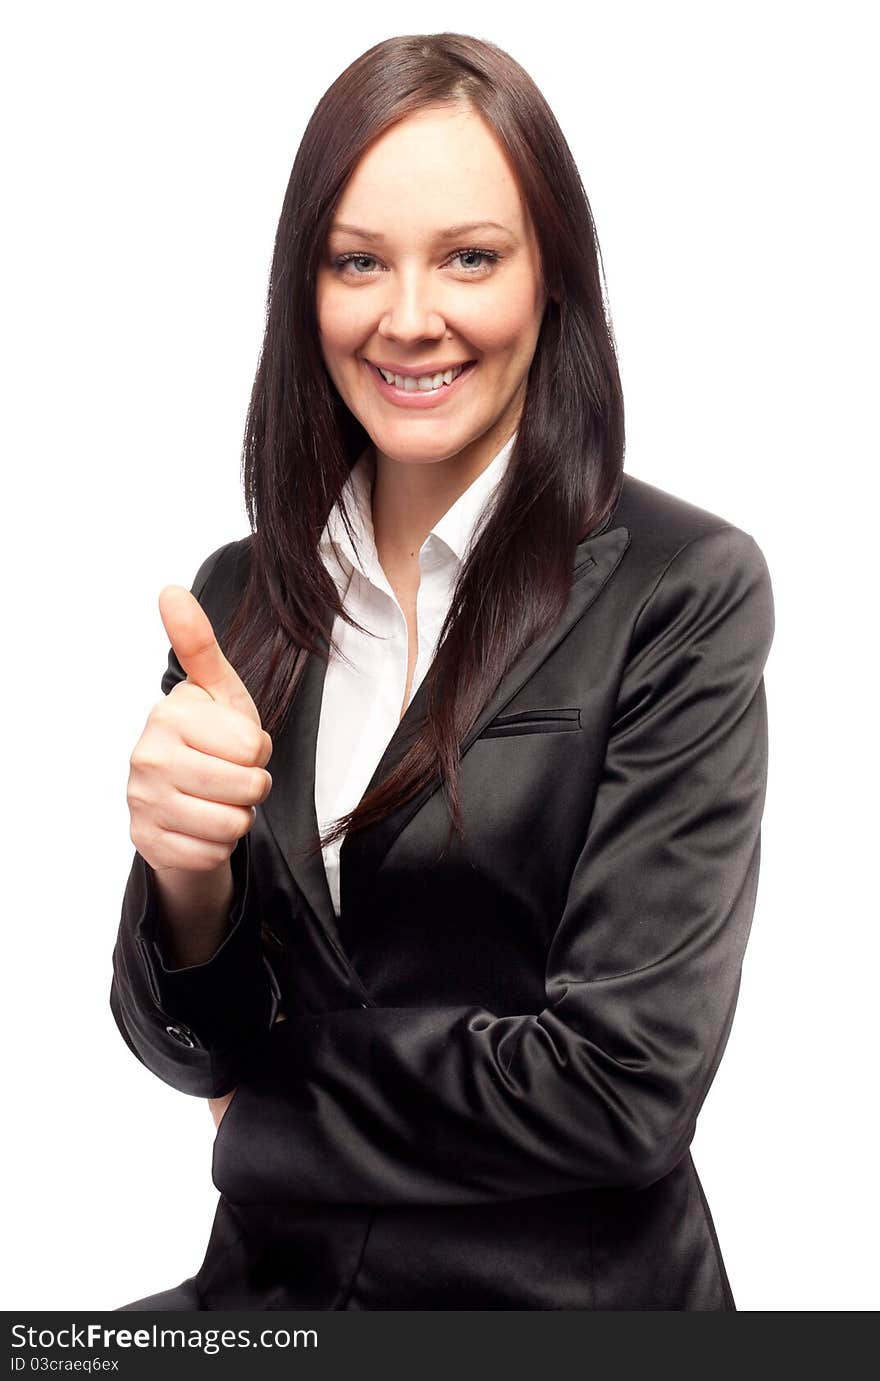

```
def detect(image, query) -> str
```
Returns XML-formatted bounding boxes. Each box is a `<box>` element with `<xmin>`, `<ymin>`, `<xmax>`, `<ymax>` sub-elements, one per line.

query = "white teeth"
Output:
<box><xmin>376</xmin><ymin>363</ymin><xmax>467</xmax><ymax>390</ymax></box>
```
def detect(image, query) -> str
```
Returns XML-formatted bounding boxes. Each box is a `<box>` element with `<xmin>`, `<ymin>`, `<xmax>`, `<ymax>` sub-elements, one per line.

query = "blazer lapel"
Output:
<box><xmin>339</xmin><ymin>523</ymin><xmax>631</xmax><ymax>919</ymax></box>
<box><xmin>259</xmin><ymin>521</ymin><xmax>630</xmax><ymax>960</ymax></box>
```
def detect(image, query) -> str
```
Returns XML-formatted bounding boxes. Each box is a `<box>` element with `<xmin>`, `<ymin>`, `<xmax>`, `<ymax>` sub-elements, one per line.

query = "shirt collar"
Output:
<box><xmin>318</xmin><ymin>431</ymin><xmax>516</xmax><ymax>581</ymax></box>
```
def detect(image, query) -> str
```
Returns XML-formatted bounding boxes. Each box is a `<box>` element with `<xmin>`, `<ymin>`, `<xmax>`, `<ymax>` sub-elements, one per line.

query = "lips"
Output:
<box><xmin>364</xmin><ymin>357</ymin><xmax>477</xmax><ymax>409</ymax></box>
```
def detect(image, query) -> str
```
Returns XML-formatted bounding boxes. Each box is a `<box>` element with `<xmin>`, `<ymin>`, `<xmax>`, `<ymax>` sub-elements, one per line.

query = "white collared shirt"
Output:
<box><xmin>315</xmin><ymin>433</ymin><xmax>516</xmax><ymax>917</ymax></box>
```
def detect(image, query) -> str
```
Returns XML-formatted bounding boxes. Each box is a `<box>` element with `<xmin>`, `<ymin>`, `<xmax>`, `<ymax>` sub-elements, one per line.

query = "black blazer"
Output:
<box><xmin>109</xmin><ymin>471</ymin><xmax>774</xmax><ymax>1311</ymax></box>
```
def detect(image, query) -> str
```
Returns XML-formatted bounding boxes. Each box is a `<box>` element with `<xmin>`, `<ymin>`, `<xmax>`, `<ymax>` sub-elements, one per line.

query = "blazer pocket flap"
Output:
<box><xmin>479</xmin><ymin>707</ymin><xmax>582</xmax><ymax>738</ymax></box>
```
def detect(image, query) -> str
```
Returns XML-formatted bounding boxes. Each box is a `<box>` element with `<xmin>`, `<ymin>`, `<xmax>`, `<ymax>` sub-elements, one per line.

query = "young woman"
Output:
<box><xmin>111</xmin><ymin>32</ymin><xmax>774</xmax><ymax>1311</ymax></box>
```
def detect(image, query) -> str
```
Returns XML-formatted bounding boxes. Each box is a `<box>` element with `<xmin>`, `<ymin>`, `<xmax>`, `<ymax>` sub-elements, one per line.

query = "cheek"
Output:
<box><xmin>463</xmin><ymin>276</ymin><xmax>543</xmax><ymax>358</ymax></box>
<box><xmin>316</xmin><ymin>286</ymin><xmax>365</xmax><ymax>353</ymax></box>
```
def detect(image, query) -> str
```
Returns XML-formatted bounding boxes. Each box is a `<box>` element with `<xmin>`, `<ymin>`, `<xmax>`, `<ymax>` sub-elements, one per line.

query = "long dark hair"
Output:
<box><xmin>222</xmin><ymin>31</ymin><xmax>625</xmax><ymax>852</ymax></box>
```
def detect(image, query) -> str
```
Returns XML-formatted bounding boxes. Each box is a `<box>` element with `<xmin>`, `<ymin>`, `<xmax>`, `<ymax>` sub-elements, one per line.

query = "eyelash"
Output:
<box><xmin>330</xmin><ymin>247</ymin><xmax>502</xmax><ymax>278</ymax></box>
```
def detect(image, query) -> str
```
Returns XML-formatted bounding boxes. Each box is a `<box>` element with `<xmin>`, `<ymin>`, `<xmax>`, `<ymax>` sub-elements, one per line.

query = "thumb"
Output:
<box><xmin>159</xmin><ymin>584</ymin><xmax>261</xmax><ymax>725</ymax></box>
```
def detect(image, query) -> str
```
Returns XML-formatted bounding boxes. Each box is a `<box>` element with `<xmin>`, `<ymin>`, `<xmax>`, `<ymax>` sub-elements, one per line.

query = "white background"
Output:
<box><xmin>3</xmin><ymin>1</ymin><xmax>877</xmax><ymax>1312</ymax></box>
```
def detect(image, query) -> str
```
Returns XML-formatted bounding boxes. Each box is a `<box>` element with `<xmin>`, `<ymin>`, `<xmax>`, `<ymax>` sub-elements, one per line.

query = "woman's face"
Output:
<box><xmin>316</xmin><ymin>103</ymin><xmax>547</xmax><ymax>472</ymax></box>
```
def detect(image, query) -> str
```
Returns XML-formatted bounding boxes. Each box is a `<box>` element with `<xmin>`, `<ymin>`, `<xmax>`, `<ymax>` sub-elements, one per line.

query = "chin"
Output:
<box><xmin>374</xmin><ymin>428</ymin><xmax>478</xmax><ymax>463</ymax></box>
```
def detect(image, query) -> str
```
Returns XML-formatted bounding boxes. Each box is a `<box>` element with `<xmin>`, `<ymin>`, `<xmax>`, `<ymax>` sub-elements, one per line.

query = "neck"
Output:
<box><xmin>370</xmin><ymin>420</ymin><xmax>515</xmax><ymax>564</ymax></box>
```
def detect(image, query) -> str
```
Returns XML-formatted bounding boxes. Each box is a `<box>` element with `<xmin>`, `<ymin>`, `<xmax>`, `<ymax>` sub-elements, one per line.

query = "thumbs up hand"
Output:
<box><xmin>127</xmin><ymin>586</ymin><xmax>273</xmax><ymax>876</ymax></box>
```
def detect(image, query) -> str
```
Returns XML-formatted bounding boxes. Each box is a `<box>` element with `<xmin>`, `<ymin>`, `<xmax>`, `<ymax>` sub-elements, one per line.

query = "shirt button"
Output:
<box><xmin>165</xmin><ymin>1023</ymin><xmax>196</xmax><ymax>1048</ymax></box>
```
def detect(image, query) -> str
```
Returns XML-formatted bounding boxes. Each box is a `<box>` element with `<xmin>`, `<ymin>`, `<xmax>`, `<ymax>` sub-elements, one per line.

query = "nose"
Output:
<box><xmin>378</xmin><ymin>265</ymin><xmax>447</xmax><ymax>344</ymax></box>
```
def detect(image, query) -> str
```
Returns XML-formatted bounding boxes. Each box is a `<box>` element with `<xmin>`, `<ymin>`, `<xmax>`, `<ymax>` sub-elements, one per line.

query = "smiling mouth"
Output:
<box><xmin>369</xmin><ymin>360</ymin><xmax>476</xmax><ymax>391</ymax></box>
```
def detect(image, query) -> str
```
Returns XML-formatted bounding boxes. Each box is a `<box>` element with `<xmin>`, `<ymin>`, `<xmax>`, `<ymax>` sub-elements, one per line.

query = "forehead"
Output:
<box><xmin>333</xmin><ymin>105</ymin><xmax>528</xmax><ymax>238</ymax></box>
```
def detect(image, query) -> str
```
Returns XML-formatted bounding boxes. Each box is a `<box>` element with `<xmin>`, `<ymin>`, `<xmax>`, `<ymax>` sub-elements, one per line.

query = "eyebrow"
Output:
<box><xmin>328</xmin><ymin>220</ymin><xmax>516</xmax><ymax>242</ymax></box>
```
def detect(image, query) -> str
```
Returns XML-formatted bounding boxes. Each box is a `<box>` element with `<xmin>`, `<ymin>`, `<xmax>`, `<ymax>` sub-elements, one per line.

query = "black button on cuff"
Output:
<box><xmin>165</xmin><ymin>1023</ymin><xmax>197</xmax><ymax>1048</ymax></box>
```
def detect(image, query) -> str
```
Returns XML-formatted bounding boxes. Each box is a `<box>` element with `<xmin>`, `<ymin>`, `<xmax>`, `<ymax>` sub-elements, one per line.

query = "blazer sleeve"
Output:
<box><xmin>108</xmin><ymin>542</ymin><xmax>279</xmax><ymax>1098</ymax></box>
<box><xmin>211</xmin><ymin>524</ymin><xmax>775</xmax><ymax>1205</ymax></box>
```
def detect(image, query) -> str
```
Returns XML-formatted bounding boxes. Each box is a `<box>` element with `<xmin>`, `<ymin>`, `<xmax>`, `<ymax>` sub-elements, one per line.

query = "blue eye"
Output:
<box><xmin>452</xmin><ymin>249</ymin><xmax>500</xmax><ymax>271</ymax></box>
<box><xmin>333</xmin><ymin>253</ymin><xmax>378</xmax><ymax>274</ymax></box>
<box><xmin>331</xmin><ymin>247</ymin><xmax>501</xmax><ymax>277</ymax></box>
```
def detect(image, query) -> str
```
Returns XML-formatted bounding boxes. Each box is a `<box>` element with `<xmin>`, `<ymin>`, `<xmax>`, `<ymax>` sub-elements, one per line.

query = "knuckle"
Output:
<box><xmin>252</xmin><ymin>768</ymin><xmax>272</xmax><ymax>802</ymax></box>
<box><xmin>130</xmin><ymin>743</ymin><xmax>162</xmax><ymax>774</ymax></box>
<box><xmin>131</xmin><ymin>821</ymin><xmax>160</xmax><ymax>862</ymax></box>
<box><xmin>126</xmin><ymin>782</ymin><xmax>150</xmax><ymax>812</ymax></box>
<box><xmin>206</xmin><ymin>840</ymin><xmax>232</xmax><ymax>868</ymax></box>
<box><xmin>167</xmin><ymin>679</ymin><xmax>199</xmax><ymax>701</ymax></box>
<box><xmin>242</xmin><ymin>730</ymin><xmax>264</xmax><ymax>764</ymax></box>
<box><xmin>149</xmin><ymin>695</ymin><xmax>176</xmax><ymax>726</ymax></box>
